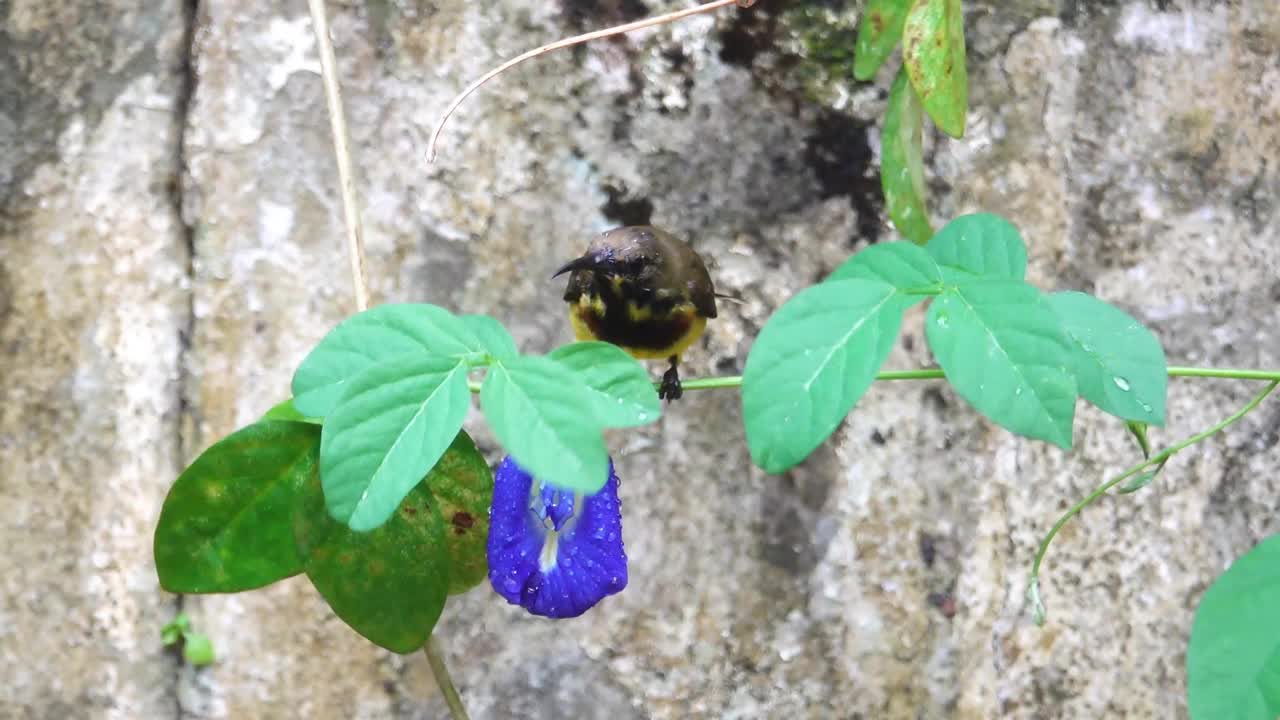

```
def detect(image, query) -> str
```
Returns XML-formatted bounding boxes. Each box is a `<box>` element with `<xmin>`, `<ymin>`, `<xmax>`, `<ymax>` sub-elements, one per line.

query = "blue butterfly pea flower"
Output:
<box><xmin>486</xmin><ymin>456</ymin><xmax>627</xmax><ymax>618</ymax></box>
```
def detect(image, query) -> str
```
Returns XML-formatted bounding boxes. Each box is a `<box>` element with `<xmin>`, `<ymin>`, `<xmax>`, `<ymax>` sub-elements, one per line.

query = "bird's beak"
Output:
<box><xmin>552</xmin><ymin>256</ymin><xmax>598</xmax><ymax>278</ymax></box>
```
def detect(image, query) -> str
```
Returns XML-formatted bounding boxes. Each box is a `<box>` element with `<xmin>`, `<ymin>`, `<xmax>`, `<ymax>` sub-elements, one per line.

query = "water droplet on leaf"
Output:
<box><xmin>1113</xmin><ymin>376</ymin><xmax>1131</xmax><ymax>392</ymax></box>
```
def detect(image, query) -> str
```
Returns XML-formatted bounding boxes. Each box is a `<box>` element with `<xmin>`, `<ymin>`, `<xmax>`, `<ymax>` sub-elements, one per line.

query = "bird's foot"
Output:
<box><xmin>658</xmin><ymin>362</ymin><xmax>683</xmax><ymax>402</ymax></box>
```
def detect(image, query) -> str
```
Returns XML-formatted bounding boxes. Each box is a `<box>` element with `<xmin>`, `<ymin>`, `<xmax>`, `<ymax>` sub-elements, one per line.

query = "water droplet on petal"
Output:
<box><xmin>1140</xmin><ymin>402</ymin><xmax>1152</xmax><ymax>413</ymax></box>
<box><xmin>936</xmin><ymin>313</ymin><xmax>950</xmax><ymax>328</ymax></box>
<box><xmin>1113</xmin><ymin>376</ymin><xmax>1131</xmax><ymax>392</ymax></box>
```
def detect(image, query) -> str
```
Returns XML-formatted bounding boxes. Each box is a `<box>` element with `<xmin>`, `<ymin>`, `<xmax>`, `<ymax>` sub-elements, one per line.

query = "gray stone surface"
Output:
<box><xmin>3</xmin><ymin>0</ymin><xmax>1279</xmax><ymax>718</ymax></box>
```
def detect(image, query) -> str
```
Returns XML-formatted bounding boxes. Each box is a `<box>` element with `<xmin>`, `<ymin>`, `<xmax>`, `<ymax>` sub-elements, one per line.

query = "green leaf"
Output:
<box><xmin>1116</xmin><ymin>471</ymin><xmax>1155</xmax><ymax>494</ymax></box>
<box><xmin>154</xmin><ymin>420</ymin><xmax>318</xmax><ymax>593</ymax></box>
<box><xmin>1126</xmin><ymin>420</ymin><xmax>1152</xmax><ymax>459</ymax></box>
<box><xmin>426</xmin><ymin>430</ymin><xmax>494</xmax><ymax>595</ymax></box>
<box><xmin>294</xmin><ymin>467</ymin><xmax>450</xmax><ymax>654</ymax></box>
<box><xmin>1047</xmin><ymin>291</ymin><xmax>1167</xmax><ymax>426</ymax></box>
<box><xmin>480</xmin><ymin>356</ymin><xmax>608</xmax><ymax>493</ymax></box>
<box><xmin>320</xmin><ymin>355</ymin><xmax>471</xmax><ymax>532</ymax></box>
<box><xmin>1116</xmin><ymin>459</ymin><xmax>1166</xmax><ymax>494</ymax></box>
<box><xmin>902</xmin><ymin>0</ymin><xmax>968</xmax><ymax>137</ymax></box>
<box><xmin>743</xmin><ymin>278</ymin><xmax>904</xmax><ymax>473</ymax></box>
<box><xmin>461</xmin><ymin>313</ymin><xmax>518</xmax><ymax>361</ymax></box>
<box><xmin>182</xmin><ymin>633</ymin><xmax>215</xmax><ymax>666</ymax></box>
<box><xmin>881</xmin><ymin>68</ymin><xmax>933</xmax><ymax>245</ymax></box>
<box><xmin>926</xmin><ymin>281</ymin><xmax>1077</xmax><ymax>449</ymax></box>
<box><xmin>160</xmin><ymin>613</ymin><xmax>190</xmax><ymax>645</ymax></box>
<box><xmin>291</xmin><ymin>303</ymin><xmax>480</xmax><ymax>417</ymax></box>
<box><xmin>828</xmin><ymin>240</ymin><xmax>941</xmax><ymax>300</ymax></box>
<box><xmin>1027</xmin><ymin>577</ymin><xmax>1046</xmax><ymax>626</ymax></box>
<box><xmin>262</xmin><ymin>398</ymin><xmax>321</xmax><ymax>424</ymax></box>
<box><xmin>548</xmin><ymin>342</ymin><xmax>662</xmax><ymax>428</ymax></box>
<box><xmin>161</xmin><ymin>626</ymin><xmax>181</xmax><ymax>645</ymax></box>
<box><xmin>854</xmin><ymin>0</ymin><xmax>911</xmax><ymax>81</ymax></box>
<box><xmin>1188</xmin><ymin>533</ymin><xmax>1280</xmax><ymax>720</ymax></box>
<box><xmin>926</xmin><ymin>212</ymin><xmax>1027</xmax><ymax>280</ymax></box>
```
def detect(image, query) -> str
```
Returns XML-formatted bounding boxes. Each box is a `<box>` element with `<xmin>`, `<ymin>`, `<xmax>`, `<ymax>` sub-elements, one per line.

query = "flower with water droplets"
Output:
<box><xmin>486</xmin><ymin>456</ymin><xmax>627</xmax><ymax>618</ymax></box>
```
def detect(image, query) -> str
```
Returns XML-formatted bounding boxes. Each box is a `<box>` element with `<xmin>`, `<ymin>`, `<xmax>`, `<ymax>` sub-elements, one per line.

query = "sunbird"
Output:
<box><xmin>553</xmin><ymin>226</ymin><xmax>724</xmax><ymax>401</ymax></box>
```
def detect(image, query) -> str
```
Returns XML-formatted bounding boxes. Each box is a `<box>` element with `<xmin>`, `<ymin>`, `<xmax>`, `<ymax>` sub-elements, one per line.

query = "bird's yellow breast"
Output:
<box><xmin>569</xmin><ymin>293</ymin><xmax>707</xmax><ymax>361</ymax></box>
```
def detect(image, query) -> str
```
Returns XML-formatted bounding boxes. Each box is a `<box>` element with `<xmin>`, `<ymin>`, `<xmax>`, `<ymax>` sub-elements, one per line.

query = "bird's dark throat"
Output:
<box><xmin>575</xmin><ymin>275</ymin><xmax>695</xmax><ymax>353</ymax></box>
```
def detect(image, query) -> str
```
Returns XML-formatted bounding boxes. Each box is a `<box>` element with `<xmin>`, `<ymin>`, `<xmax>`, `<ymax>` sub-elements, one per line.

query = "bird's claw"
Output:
<box><xmin>658</xmin><ymin>366</ymin><xmax>683</xmax><ymax>402</ymax></box>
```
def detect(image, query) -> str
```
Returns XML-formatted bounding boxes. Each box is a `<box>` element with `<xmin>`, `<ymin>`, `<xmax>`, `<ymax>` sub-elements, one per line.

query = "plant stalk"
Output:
<box><xmin>425</xmin><ymin>636</ymin><xmax>470</xmax><ymax>720</ymax></box>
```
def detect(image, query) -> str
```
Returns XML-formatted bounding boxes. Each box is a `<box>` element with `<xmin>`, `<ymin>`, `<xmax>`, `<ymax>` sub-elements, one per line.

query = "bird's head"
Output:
<box><xmin>553</xmin><ymin>227</ymin><xmax>665</xmax><ymax>292</ymax></box>
<box><xmin>553</xmin><ymin>226</ymin><xmax>718</xmax><ymax>319</ymax></box>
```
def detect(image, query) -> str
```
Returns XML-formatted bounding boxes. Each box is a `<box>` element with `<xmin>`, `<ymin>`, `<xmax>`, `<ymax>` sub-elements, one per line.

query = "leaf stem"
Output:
<box><xmin>307</xmin><ymin>0</ymin><xmax>370</xmax><ymax>312</ymax></box>
<box><xmin>428</xmin><ymin>0</ymin><xmax>753</xmax><ymax>162</ymax></box>
<box><xmin>1027</xmin><ymin>379</ymin><xmax>1278</xmax><ymax>624</ymax></box>
<box><xmin>1165</xmin><ymin>366</ymin><xmax>1280</xmax><ymax>381</ymax></box>
<box><xmin>425</xmin><ymin>636</ymin><xmax>470</xmax><ymax>720</ymax></box>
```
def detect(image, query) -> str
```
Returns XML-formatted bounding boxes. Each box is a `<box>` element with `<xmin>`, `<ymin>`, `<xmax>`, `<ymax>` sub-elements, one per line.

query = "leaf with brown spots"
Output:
<box><xmin>426</xmin><ymin>431</ymin><xmax>494</xmax><ymax>595</ymax></box>
<box><xmin>854</xmin><ymin>0</ymin><xmax>912</xmax><ymax>81</ymax></box>
<box><xmin>154</xmin><ymin>420</ymin><xmax>318</xmax><ymax>593</ymax></box>
<box><xmin>293</xmin><ymin>430</ymin><xmax>492</xmax><ymax>653</ymax></box>
<box><xmin>902</xmin><ymin>0</ymin><xmax>967</xmax><ymax>138</ymax></box>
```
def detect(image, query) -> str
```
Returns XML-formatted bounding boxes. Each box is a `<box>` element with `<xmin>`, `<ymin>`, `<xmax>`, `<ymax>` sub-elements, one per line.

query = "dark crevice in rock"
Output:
<box><xmin>600</xmin><ymin>183</ymin><xmax>654</xmax><ymax>226</ymax></box>
<box><xmin>169</xmin><ymin>0</ymin><xmax>200</xmax><ymax>716</ymax></box>
<box><xmin>717</xmin><ymin>2</ymin><xmax>784</xmax><ymax>68</ymax></box>
<box><xmin>803</xmin><ymin>110</ymin><xmax>883</xmax><ymax>245</ymax></box>
<box><xmin>173</xmin><ymin>0</ymin><xmax>199</xmax><ymax>485</ymax></box>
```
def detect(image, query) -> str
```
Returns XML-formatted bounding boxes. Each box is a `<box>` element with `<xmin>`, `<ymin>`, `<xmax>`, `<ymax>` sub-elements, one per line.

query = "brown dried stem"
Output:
<box><xmin>307</xmin><ymin>0</ymin><xmax>370</xmax><ymax>311</ymax></box>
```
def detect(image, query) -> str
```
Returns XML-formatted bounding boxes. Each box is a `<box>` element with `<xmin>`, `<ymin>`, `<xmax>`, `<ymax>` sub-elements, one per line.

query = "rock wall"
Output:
<box><xmin>2</xmin><ymin>0</ymin><xmax>1278</xmax><ymax>718</ymax></box>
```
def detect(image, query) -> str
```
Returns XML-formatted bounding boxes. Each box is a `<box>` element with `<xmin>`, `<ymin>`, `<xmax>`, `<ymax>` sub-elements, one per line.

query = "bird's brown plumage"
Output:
<box><xmin>554</xmin><ymin>226</ymin><xmax>719</xmax><ymax>399</ymax></box>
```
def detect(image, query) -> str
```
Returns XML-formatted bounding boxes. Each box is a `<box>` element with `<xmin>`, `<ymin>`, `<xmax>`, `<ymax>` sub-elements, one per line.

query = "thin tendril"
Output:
<box><xmin>428</xmin><ymin>0</ymin><xmax>754</xmax><ymax>162</ymax></box>
<box><xmin>1026</xmin><ymin>380</ymin><xmax>1278</xmax><ymax>625</ymax></box>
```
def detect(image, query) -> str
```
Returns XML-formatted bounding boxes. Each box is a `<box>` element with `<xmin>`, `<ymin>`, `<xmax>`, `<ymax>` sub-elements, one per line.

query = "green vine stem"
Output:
<box><xmin>1027</xmin><ymin>379</ymin><xmax>1279</xmax><ymax>625</ymax></box>
<box><xmin>673</xmin><ymin>365</ymin><xmax>1280</xmax><ymax>392</ymax></box>
<box><xmin>465</xmin><ymin>366</ymin><xmax>1280</xmax><ymax>394</ymax></box>
<box><xmin>424</xmin><ymin>637</ymin><xmax>471</xmax><ymax>720</ymax></box>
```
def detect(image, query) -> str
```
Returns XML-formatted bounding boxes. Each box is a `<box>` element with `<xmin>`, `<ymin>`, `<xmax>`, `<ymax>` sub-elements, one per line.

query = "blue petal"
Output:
<box><xmin>540</xmin><ymin>484</ymin><xmax>575</xmax><ymax>532</ymax></box>
<box><xmin>486</xmin><ymin>455</ymin><xmax>627</xmax><ymax>619</ymax></box>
